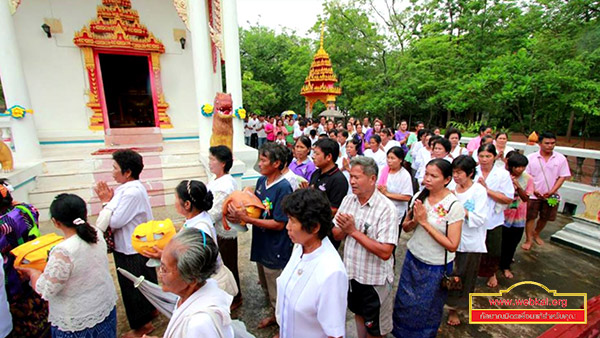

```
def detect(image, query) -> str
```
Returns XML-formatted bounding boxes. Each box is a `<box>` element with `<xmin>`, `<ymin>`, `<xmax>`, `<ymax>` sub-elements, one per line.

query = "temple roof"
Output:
<box><xmin>301</xmin><ymin>23</ymin><xmax>342</xmax><ymax>97</ymax></box>
<box><xmin>73</xmin><ymin>0</ymin><xmax>164</xmax><ymax>53</ymax></box>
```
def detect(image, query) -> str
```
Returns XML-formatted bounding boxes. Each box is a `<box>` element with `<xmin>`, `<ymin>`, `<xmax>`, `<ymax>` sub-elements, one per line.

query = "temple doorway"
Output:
<box><xmin>98</xmin><ymin>53</ymin><xmax>156</xmax><ymax>128</ymax></box>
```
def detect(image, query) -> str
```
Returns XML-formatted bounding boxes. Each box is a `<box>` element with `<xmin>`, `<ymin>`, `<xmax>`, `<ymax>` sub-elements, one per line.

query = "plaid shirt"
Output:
<box><xmin>334</xmin><ymin>190</ymin><xmax>399</xmax><ymax>285</ymax></box>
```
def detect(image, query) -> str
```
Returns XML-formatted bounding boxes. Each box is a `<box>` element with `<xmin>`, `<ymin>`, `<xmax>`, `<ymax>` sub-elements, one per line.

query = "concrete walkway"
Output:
<box><xmin>39</xmin><ymin>208</ymin><xmax>600</xmax><ymax>338</ymax></box>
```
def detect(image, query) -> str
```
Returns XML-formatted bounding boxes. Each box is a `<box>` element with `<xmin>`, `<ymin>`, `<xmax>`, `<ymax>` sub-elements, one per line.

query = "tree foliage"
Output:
<box><xmin>239</xmin><ymin>0</ymin><xmax>600</xmax><ymax>136</ymax></box>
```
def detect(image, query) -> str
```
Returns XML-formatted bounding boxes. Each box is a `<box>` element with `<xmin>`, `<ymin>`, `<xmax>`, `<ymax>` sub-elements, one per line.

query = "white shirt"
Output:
<box><xmin>407</xmin><ymin>192</ymin><xmax>465</xmax><ymax>265</ymax></box>
<box><xmin>283</xmin><ymin>170</ymin><xmax>300</xmax><ymax>191</ymax></box>
<box><xmin>249</xmin><ymin>118</ymin><xmax>258</xmax><ymax>135</ymax></box>
<box><xmin>385</xmin><ymin>168</ymin><xmax>413</xmax><ymax>223</ymax></box>
<box><xmin>338</xmin><ymin>142</ymin><xmax>347</xmax><ymax>159</ymax></box>
<box><xmin>293</xmin><ymin>127</ymin><xmax>304</xmax><ymax>139</ymax></box>
<box><xmin>36</xmin><ymin>231</ymin><xmax>118</xmax><ymax>331</ymax></box>
<box><xmin>474</xmin><ymin>165</ymin><xmax>515</xmax><ymax>230</ymax></box>
<box><xmin>255</xmin><ymin>121</ymin><xmax>267</xmax><ymax>138</ymax></box>
<box><xmin>0</xmin><ymin>254</ymin><xmax>12</xmax><ymax>337</ymax></box>
<box><xmin>495</xmin><ymin>145</ymin><xmax>515</xmax><ymax>167</ymax></box>
<box><xmin>107</xmin><ymin>180</ymin><xmax>153</xmax><ymax>255</ymax></box>
<box><xmin>450</xmin><ymin>145</ymin><xmax>468</xmax><ymax>159</ymax></box>
<box><xmin>276</xmin><ymin>238</ymin><xmax>348</xmax><ymax>338</ymax></box>
<box><xmin>410</xmin><ymin>141</ymin><xmax>425</xmax><ymax>169</ymax></box>
<box><xmin>363</xmin><ymin>148</ymin><xmax>387</xmax><ymax>172</ymax></box>
<box><xmin>383</xmin><ymin>140</ymin><xmax>401</xmax><ymax>153</ymax></box>
<box><xmin>244</xmin><ymin>120</ymin><xmax>253</xmax><ymax>137</ymax></box>
<box><xmin>207</xmin><ymin>174</ymin><xmax>239</xmax><ymax>239</ymax></box>
<box><xmin>455</xmin><ymin>183</ymin><xmax>488</xmax><ymax>253</ymax></box>
<box><xmin>164</xmin><ymin>279</ymin><xmax>234</xmax><ymax>338</ymax></box>
<box><xmin>415</xmin><ymin>147</ymin><xmax>432</xmax><ymax>185</ymax></box>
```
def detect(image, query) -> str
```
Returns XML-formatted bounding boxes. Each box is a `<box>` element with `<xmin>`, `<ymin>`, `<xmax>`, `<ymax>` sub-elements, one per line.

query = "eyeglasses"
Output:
<box><xmin>158</xmin><ymin>263</ymin><xmax>172</xmax><ymax>275</ymax></box>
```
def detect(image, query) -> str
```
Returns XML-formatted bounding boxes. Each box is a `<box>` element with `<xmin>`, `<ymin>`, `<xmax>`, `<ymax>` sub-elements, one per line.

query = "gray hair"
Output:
<box><xmin>350</xmin><ymin>156</ymin><xmax>379</xmax><ymax>177</ymax></box>
<box><xmin>171</xmin><ymin>228</ymin><xmax>219</xmax><ymax>284</ymax></box>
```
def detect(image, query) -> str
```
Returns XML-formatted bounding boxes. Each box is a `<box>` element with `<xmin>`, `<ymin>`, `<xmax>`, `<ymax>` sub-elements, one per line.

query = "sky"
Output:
<box><xmin>236</xmin><ymin>0</ymin><xmax>326</xmax><ymax>37</ymax></box>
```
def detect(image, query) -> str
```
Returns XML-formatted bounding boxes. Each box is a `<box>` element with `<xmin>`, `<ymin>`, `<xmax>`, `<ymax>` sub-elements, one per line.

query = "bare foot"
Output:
<box><xmin>272</xmin><ymin>334</ymin><xmax>280</xmax><ymax>338</ymax></box>
<box><xmin>534</xmin><ymin>236</ymin><xmax>544</xmax><ymax>246</ymax></box>
<box><xmin>503</xmin><ymin>269</ymin><xmax>514</xmax><ymax>279</ymax></box>
<box><xmin>121</xmin><ymin>322</ymin><xmax>155</xmax><ymax>338</ymax></box>
<box><xmin>447</xmin><ymin>309</ymin><xmax>461</xmax><ymax>326</ymax></box>
<box><xmin>487</xmin><ymin>274</ymin><xmax>498</xmax><ymax>288</ymax></box>
<box><xmin>521</xmin><ymin>241</ymin><xmax>533</xmax><ymax>251</ymax></box>
<box><xmin>258</xmin><ymin>315</ymin><xmax>277</xmax><ymax>329</ymax></box>
<box><xmin>230</xmin><ymin>297</ymin><xmax>243</xmax><ymax>311</ymax></box>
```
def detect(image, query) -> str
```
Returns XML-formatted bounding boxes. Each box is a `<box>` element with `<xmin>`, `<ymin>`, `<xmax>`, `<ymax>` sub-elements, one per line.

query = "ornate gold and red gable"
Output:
<box><xmin>73</xmin><ymin>0</ymin><xmax>172</xmax><ymax>130</ymax></box>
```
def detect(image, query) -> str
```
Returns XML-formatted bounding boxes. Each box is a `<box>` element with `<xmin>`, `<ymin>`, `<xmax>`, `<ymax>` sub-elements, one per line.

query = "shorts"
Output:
<box><xmin>526</xmin><ymin>198</ymin><xmax>558</xmax><ymax>221</ymax></box>
<box><xmin>348</xmin><ymin>279</ymin><xmax>393</xmax><ymax>336</ymax></box>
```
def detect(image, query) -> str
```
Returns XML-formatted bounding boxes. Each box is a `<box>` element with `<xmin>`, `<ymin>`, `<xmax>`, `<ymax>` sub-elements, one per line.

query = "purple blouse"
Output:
<box><xmin>289</xmin><ymin>158</ymin><xmax>317</xmax><ymax>181</ymax></box>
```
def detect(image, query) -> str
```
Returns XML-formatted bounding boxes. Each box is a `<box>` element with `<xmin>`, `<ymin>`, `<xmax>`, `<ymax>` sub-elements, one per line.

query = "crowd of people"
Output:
<box><xmin>0</xmin><ymin>114</ymin><xmax>572</xmax><ymax>338</ymax></box>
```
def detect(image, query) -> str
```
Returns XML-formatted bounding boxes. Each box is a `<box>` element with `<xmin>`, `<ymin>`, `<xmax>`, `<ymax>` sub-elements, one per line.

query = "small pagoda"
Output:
<box><xmin>300</xmin><ymin>23</ymin><xmax>342</xmax><ymax>118</ymax></box>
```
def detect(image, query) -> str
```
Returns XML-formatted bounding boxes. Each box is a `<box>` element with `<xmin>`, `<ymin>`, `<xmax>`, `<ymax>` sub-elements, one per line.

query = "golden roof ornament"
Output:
<box><xmin>301</xmin><ymin>22</ymin><xmax>342</xmax><ymax>116</ymax></box>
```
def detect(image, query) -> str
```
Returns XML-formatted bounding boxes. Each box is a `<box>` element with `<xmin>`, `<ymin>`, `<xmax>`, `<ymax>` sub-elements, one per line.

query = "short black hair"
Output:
<box><xmin>296</xmin><ymin>135</ymin><xmax>312</xmax><ymax>150</ymax></box>
<box><xmin>428</xmin><ymin>135</ymin><xmax>442</xmax><ymax>148</ymax></box>
<box><xmin>313</xmin><ymin>138</ymin><xmax>339</xmax><ymax>162</ymax></box>
<box><xmin>539</xmin><ymin>131</ymin><xmax>556</xmax><ymax>142</ymax></box>
<box><xmin>113</xmin><ymin>149</ymin><xmax>144</xmax><ymax>179</ymax></box>
<box><xmin>209</xmin><ymin>145</ymin><xmax>233</xmax><ymax>173</ymax></box>
<box><xmin>50</xmin><ymin>193</ymin><xmax>97</xmax><ymax>244</ymax></box>
<box><xmin>310</xmin><ymin>129</ymin><xmax>317</xmax><ymax>137</ymax></box>
<box><xmin>340</xmin><ymin>129</ymin><xmax>349</xmax><ymax>138</ymax></box>
<box><xmin>507</xmin><ymin>152</ymin><xmax>528</xmax><ymax>169</ymax></box>
<box><xmin>481</xmin><ymin>134</ymin><xmax>494</xmax><ymax>144</ymax></box>
<box><xmin>380</xmin><ymin>128</ymin><xmax>392</xmax><ymax>136</ymax></box>
<box><xmin>477</xmin><ymin>143</ymin><xmax>497</xmax><ymax>157</ymax></box>
<box><xmin>444</xmin><ymin>127</ymin><xmax>461</xmax><ymax>140</ymax></box>
<box><xmin>417</xmin><ymin>128</ymin><xmax>432</xmax><ymax>140</ymax></box>
<box><xmin>282</xmin><ymin>188</ymin><xmax>332</xmax><ymax>240</ymax></box>
<box><xmin>348</xmin><ymin>138</ymin><xmax>363</xmax><ymax>155</ymax></box>
<box><xmin>387</xmin><ymin>146</ymin><xmax>405</xmax><ymax>162</ymax></box>
<box><xmin>369</xmin><ymin>134</ymin><xmax>382</xmax><ymax>144</ymax></box>
<box><xmin>432</xmin><ymin>137</ymin><xmax>451</xmax><ymax>153</ymax></box>
<box><xmin>259</xmin><ymin>143</ymin><xmax>287</xmax><ymax>170</ymax></box>
<box><xmin>452</xmin><ymin>155</ymin><xmax>477</xmax><ymax>179</ymax></box>
<box><xmin>299</xmin><ymin>120</ymin><xmax>306</xmax><ymax>127</ymax></box>
<box><xmin>479</xmin><ymin>124</ymin><xmax>488</xmax><ymax>134</ymax></box>
<box><xmin>328</xmin><ymin>129</ymin><xmax>338</xmax><ymax>137</ymax></box>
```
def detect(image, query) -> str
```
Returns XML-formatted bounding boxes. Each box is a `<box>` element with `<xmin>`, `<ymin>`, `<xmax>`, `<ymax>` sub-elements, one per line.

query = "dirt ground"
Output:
<box><xmin>38</xmin><ymin>206</ymin><xmax>600</xmax><ymax>338</ymax></box>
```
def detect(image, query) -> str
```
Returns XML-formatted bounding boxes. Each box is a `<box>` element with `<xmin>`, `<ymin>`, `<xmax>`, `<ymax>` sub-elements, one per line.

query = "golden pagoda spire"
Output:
<box><xmin>319</xmin><ymin>21</ymin><xmax>325</xmax><ymax>50</ymax></box>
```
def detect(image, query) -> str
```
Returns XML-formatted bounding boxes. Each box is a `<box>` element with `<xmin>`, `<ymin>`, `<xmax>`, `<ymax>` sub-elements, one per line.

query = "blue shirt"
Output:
<box><xmin>250</xmin><ymin>175</ymin><xmax>294</xmax><ymax>269</ymax></box>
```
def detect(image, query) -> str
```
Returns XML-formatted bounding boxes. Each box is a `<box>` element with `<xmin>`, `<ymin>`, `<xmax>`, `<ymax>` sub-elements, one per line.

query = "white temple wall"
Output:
<box><xmin>11</xmin><ymin>0</ymin><xmax>199</xmax><ymax>142</ymax></box>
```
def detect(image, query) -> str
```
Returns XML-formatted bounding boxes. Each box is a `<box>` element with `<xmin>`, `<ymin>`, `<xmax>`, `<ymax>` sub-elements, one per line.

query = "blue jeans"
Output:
<box><xmin>245</xmin><ymin>136</ymin><xmax>251</xmax><ymax>146</ymax></box>
<box><xmin>258</xmin><ymin>137</ymin><xmax>267</xmax><ymax>148</ymax></box>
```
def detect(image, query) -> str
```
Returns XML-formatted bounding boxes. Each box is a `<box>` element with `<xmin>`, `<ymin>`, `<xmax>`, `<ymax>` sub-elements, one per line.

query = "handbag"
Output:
<box><xmin>440</xmin><ymin>201</ymin><xmax>463</xmax><ymax>291</ymax></box>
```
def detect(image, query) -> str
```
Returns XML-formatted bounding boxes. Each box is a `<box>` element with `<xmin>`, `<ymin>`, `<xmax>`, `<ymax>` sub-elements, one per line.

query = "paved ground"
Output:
<box><xmin>39</xmin><ymin>207</ymin><xmax>600</xmax><ymax>338</ymax></box>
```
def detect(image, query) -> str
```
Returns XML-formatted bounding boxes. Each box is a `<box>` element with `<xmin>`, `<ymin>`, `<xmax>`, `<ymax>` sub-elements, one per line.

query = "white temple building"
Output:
<box><xmin>0</xmin><ymin>0</ymin><xmax>258</xmax><ymax>220</ymax></box>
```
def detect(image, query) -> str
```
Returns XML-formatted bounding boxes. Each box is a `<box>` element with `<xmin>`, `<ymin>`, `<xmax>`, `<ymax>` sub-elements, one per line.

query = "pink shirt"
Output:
<box><xmin>466</xmin><ymin>135</ymin><xmax>482</xmax><ymax>153</ymax></box>
<box><xmin>526</xmin><ymin>151</ymin><xmax>571</xmax><ymax>199</ymax></box>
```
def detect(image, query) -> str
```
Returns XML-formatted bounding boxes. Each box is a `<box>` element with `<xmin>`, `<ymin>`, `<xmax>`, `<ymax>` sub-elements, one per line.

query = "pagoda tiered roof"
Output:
<box><xmin>301</xmin><ymin>25</ymin><xmax>341</xmax><ymax>97</ymax></box>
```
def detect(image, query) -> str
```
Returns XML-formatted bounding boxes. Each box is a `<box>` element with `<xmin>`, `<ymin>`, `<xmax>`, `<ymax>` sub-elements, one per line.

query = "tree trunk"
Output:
<box><xmin>566</xmin><ymin>110</ymin><xmax>575</xmax><ymax>141</ymax></box>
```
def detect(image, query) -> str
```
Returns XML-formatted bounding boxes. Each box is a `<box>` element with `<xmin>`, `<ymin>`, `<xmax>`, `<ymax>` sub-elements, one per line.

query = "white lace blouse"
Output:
<box><xmin>36</xmin><ymin>230</ymin><xmax>118</xmax><ymax>332</ymax></box>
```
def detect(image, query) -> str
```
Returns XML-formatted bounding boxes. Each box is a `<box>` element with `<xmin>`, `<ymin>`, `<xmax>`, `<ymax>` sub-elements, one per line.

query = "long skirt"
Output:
<box><xmin>500</xmin><ymin>226</ymin><xmax>524</xmax><ymax>271</ymax></box>
<box><xmin>392</xmin><ymin>250</ymin><xmax>452</xmax><ymax>338</ymax></box>
<box><xmin>478</xmin><ymin>226</ymin><xmax>502</xmax><ymax>278</ymax></box>
<box><xmin>8</xmin><ymin>284</ymin><xmax>50</xmax><ymax>337</ymax></box>
<box><xmin>113</xmin><ymin>252</ymin><xmax>157</xmax><ymax>330</ymax></box>
<box><xmin>51</xmin><ymin>307</ymin><xmax>116</xmax><ymax>338</ymax></box>
<box><xmin>218</xmin><ymin>236</ymin><xmax>242</xmax><ymax>302</ymax></box>
<box><xmin>446</xmin><ymin>252</ymin><xmax>483</xmax><ymax>310</ymax></box>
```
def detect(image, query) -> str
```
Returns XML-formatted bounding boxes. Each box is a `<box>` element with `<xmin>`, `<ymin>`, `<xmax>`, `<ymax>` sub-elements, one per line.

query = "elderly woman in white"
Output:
<box><xmin>276</xmin><ymin>189</ymin><xmax>348</xmax><ymax>338</ymax></box>
<box><xmin>144</xmin><ymin>228</ymin><xmax>234</xmax><ymax>338</ymax></box>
